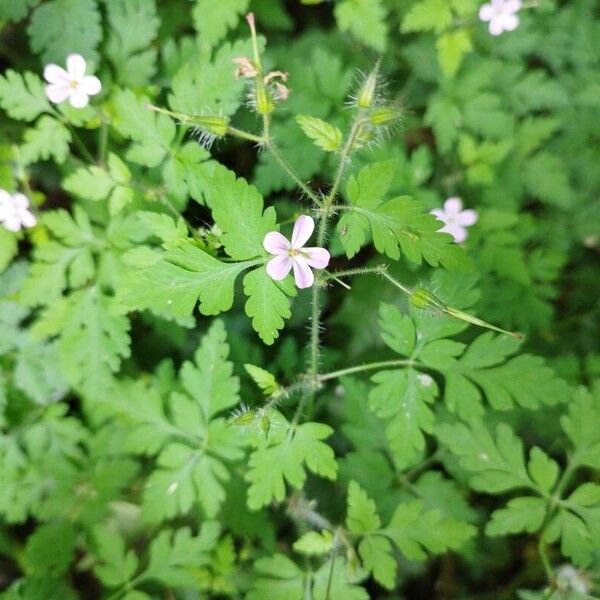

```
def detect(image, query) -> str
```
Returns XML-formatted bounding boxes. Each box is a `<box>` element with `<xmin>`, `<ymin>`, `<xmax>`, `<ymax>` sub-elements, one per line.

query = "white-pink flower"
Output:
<box><xmin>479</xmin><ymin>0</ymin><xmax>522</xmax><ymax>36</ymax></box>
<box><xmin>43</xmin><ymin>53</ymin><xmax>101</xmax><ymax>108</ymax></box>
<box><xmin>0</xmin><ymin>190</ymin><xmax>36</xmax><ymax>232</ymax></box>
<box><xmin>263</xmin><ymin>215</ymin><xmax>330</xmax><ymax>289</ymax></box>
<box><xmin>431</xmin><ymin>197</ymin><xmax>478</xmax><ymax>243</ymax></box>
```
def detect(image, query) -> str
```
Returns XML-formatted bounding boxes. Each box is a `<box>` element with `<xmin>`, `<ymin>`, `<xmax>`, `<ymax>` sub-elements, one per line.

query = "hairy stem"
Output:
<box><xmin>228</xmin><ymin>126</ymin><xmax>264</xmax><ymax>144</ymax></box>
<box><xmin>98</xmin><ymin>117</ymin><xmax>109</xmax><ymax>164</ymax></box>
<box><xmin>318</xmin><ymin>359</ymin><xmax>416</xmax><ymax>382</ymax></box>
<box><xmin>266</xmin><ymin>141</ymin><xmax>323</xmax><ymax>206</ymax></box>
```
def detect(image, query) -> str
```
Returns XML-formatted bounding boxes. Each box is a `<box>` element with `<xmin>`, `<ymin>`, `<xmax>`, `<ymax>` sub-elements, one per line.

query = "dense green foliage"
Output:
<box><xmin>0</xmin><ymin>0</ymin><xmax>599</xmax><ymax>598</ymax></box>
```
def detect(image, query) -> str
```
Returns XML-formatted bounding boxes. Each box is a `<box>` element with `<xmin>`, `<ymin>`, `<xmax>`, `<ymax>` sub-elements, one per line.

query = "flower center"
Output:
<box><xmin>69</xmin><ymin>79</ymin><xmax>79</xmax><ymax>89</ymax></box>
<box><xmin>289</xmin><ymin>248</ymin><xmax>301</xmax><ymax>257</ymax></box>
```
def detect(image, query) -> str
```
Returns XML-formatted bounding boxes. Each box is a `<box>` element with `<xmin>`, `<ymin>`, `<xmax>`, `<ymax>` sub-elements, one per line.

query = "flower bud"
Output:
<box><xmin>255</xmin><ymin>82</ymin><xmax>274</xmax><ymax>114</ymax></box>
<box><xmin>357</xmin><ymin>70</ymin><xmax>378</xmax><ymax>109</ymax></box>
<box><xmin>410</xmin><ymin>288</ymin><xmax>447</xmax><ymax>311</ymax></box>
<box><xmin>231</xmin><ymin>410</ymin><xmax>256</xmax><ymax>427</ymax></box>
<box><xmin>260</xmin><ymin>414</ymin><xmax>271</xmax><ymax>437</ymax></box>
<box><xmin>146</xmin><ymin>104</ymin><xmax>230</xmax><ymax>138</ymax></box>
<box><xmin>369</xmin><ymin>106</ymin><xmax>403</xmax><ymax>127</ymax></box>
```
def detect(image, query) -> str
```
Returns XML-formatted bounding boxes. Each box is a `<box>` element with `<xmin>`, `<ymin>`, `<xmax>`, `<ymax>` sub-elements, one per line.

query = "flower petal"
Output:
<box><xmin>443</xmin><ymin>197</ymin><xmax>463</xmax><ymax>216</ymax></box>
<box><xmin>69</xmin><ymin>88</ymin><xmax>90</xmax><ymax>109</ymax></box>
<box><xmin>457</xmin><ymin>209</ymin><xmax>478</xmax><ymax>227</ymax></box>
<box><xmin>489</xmin><ymin>18</ymin><xmax>505</xmax><ymax>35</ymax></box>
<box><xmin>2</xmin><ymin>215</ymin><xmax>22</xmax><ymax>232</ymax></box>
<box><xmin>66</xmin><ymin>53</ymin><xmax>87</xmax><ymax>80</ymax></box>
<box><xmin>502</xmin><ymin>13</ymin><xmax>519</xmax><ymax>31</ymax></box>
<box><xmin>45</xmin><ymin>83</ymin><xmax>71</xmax><ymax>104</ymax></box>
<box><xmin>478</xmin><ymin>3</ymin><xmax>494</xmax><ymax>21</ymax></box>
<box><xmin>430</xmin><ymin>208</ymin><xmax>446</xmax><ymax>223</ymax></box>
<box><xmin>291</xmin><ymin>214</ymin><xmax>314</xmax><ymax>248</ymax></box>
<box><xmin>292</xmin><ymin>256</ymin><xmax>314</xmax><ymax>289</ymax></box>
<box><xmin>19</xmin><ymin>209</ymin><xmax>37</xmax><ymax>229</ymax></box>
<box><xmin>12</xmin><ymin>193</ymin><xmax>30</xmax><ymax>209</ymax></box>
<box><xmin>81</xmin><ymin>75</ymin><xmax>101</xmax><ymax>96</ymax></box>
<box><xmin>440</xmin><ymin>223</ymin><xmax>468</xmax><ymax>243</ymax></box>
<box><xmin>505</xmin><ymin>0</ymin><xmax>522</xmax><ymax>12</ymax></box>
<box><xmin>43</xmin><ymin>63</ymin><xmax>69</xmax><ymax>84</ymax></box>
<box><xmin>304</xmin><ymin>247</ymin><xmax>330</xmax><ymax>269</ymax></box>
<box><xmin>266</xmin><ymin>254</ymin><xmax>293</xmax><ymax>280</ymax></box>
<box><xmin>263</xmin><ymin>231</ymin><xmax>291</xmax><ymax>255</ymax></box>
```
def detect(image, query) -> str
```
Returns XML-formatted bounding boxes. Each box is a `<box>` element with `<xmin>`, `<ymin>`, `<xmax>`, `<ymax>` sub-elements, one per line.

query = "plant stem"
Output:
<box><xmin>538</xmin><ymin>536</ymin><xmax>554</xmax><ymax>586</ymax></box>
<box><xmin>98</xmin><ymin>117</ymin><xmax>108</xmax><ymax>164</ymax></box>
<box><xmin>266</xmin><ymin>141</ymin><xmax>323</xmax><ymax>206</ymax></box>
<box><xmin>68</xmin><ymin>124</ymin><xmax>95</xmax><ymax>163</ymax></box>
<box><xmin>318</xmin><ymin>359</ymin><xmax>415</xmax><ymax>382</ymax></box>
<box><xmin>378</xmin><ymin>268</ymin><xmax>413</xmax><ymax>296</ymax></box>
<box><xmin>228</xmin><ymin>126</ymin><xmax>264</xmax><ymax>144</ymax></box>
<box><xmin>324</xmin><ymin>266</ymin><xmax>385</xmax><ymax>280</ymax></box>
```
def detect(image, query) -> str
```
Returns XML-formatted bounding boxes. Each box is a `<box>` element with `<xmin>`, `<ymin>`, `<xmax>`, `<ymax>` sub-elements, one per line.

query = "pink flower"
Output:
<box><xmin>43</xmin><ymin>53</ymin><xmax>101</xmax><ymax>108</ymax></box>
<box><xmin>232</xmin><ymin>56</ymin><xmax>258</xmax><ymax>78</ymax></box>
<box><xmin>431</xmin><ymin>197</ymin><xmax>478</xmax><ymax>243</ymax></box>
<box><xmin>263</xmin><ymin>215</ymin><xmax>330</xmax><ymax>289</ymax></box>
<box><xmin>0</xmin><ymin>190</ymin><xmax>36</xmax><ymax>232</ymax></box>
<box><xmin>479</xmin><ymin>0</ymin><xmax>522</xmax><ymax>36</ymax></box>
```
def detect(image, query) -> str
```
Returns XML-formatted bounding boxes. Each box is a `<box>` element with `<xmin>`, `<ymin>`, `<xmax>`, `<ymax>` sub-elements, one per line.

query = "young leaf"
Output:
<box><xmin>292</xmin><ymin>530</ymin><xmax>333</xmax><ymax>555</ymax></box>
<box><xmin>244</xmin><ymin>363</ymin><xmax>281</xmax><ymax>396</ymax></box>
<box><xmin>192</xmin><ymin>0</ymin><xmax>249</xmax><ymax>49</ymax></box>
<box><xmin>296</xmin><ymin>114</ymin><xmax>343</xmax><ymax>152</ymax></box>
<box><xmin>93</xmin><ymin>526</ymin><xmax>139</xmax><ymax>588</ymax></box>
<box><xmin>486</xmin><ymin>497</ymin><xmax>547</xmax><ymax>536</ymax></box>
<box><xmin>334</xmin><ymin>0</ymin><xmax>387</xmax><ymax>51</ymax></box>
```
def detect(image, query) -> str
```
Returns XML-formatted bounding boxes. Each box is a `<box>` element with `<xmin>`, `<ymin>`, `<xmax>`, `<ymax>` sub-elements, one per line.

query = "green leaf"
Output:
<box><xmin>246</xmin><ymin>420</ymin><xmax>337</xmax><ymax>510</ymax></box>
<box><xmin>425</xmin><ymin>94</ymin><xmax>461</xmax><ymax>153</ymax></box>
<box><xmin>205</xmin><ymin>165</ymin><xmax>277</xmax><ymax>260</ymax></box>
<box><xmin>296</xmin><ymin>115</ymin><xmax>343</xmax><ymax>152</ymax></box>
<box><xmin>346</xmin><ymin>480</ymin><xmax>381</xmax><ymax>533</ymax></box>
<box><xmin>523</xmin><ymin>152</ymin><xmax>571</xmax><ymax>209</ymax></box>
<box><xmin>192</xmin><ymin>0</ymin><xmax>250</xmax><ymax>49</ymax></box>
<box><xmin>93</xmin><ymin>526</ymin><xmax>138</xmax><ymax>587</ymax></box>
<box><xmin>120</xmin><ymin>240</ymin><xmax>253</xmax><ymax>317</ymax></box>
<box><xmin>528</xmin><ymin>447</ymin><xmax>559</xmax><ymax>493</ymax></box>
<box><xmin>105</xmin><ymin>0</ymin><xmax>160</xmax><ymax>87</ymax></box>
<box><xmin>0</xmin><ymin>70</ymin><xmax>50</xmax><ymax>122</ymax></box>
<box><xmin>334</xmin><ymin>0</ymin><xmax>387</xmax><ymax>51</ymax></box>
<box><xmin>486</xmin><ymin>497</ymin><xmax>547</xmax><ymax>536</ymax></box>
<box><xmin>25</xmin><ymin>522</ymin><xmax>76</xmax><ymax>575</ymax></box>
<box><xmin>243</xmin><ymin>268</ymin><xmax>295</xmax><ymax>345</ymax></box>
<box><xmin>33</xmin><ymin>288</ymin><xmax>131</xmax><ymax>398</ymax></box>
<box><xmin>436</xmin><ymin>421</ymin><xmax>534</xmax><ymax>494</ymax></box>
<box><xmin>292</xmin><ymin>530</ymin><xmax>333</xmax><ymax>555</ymax></box>
<box><xmin>338</xmin><ymin>161</ymin><xmax>472</xmax><ymax>270</ymax></box>
<box><xmin>379</xmin><ymin>302</ymin><xmax>415</xmax><ymax>356</ymax></box>
<box><xmin>0</xmin><ymin>0</ymin><xmax>41</xmax><ymax>22</ymax></box>
<box><xmin>544</xmin><ymin>509</ymin><xmax>597</xmax><ymax>567</ymax></box>
<box><xmin>113</xmin><ymin>89</ymin><xmax>176</xmax><ymax>167</ymax></box>
<box><xmin>247</xmin><ymin>554</ymin><xmax>304</xmax><ymax>600</ymax></box>
<box><xmin>436</xmin><ymin>30</ymin><xmax>472</xmax><ymax>79</ymax></box>
<box><xmin>561</xmin><ymin>387</ymin><xmax>600</xmax><ymax>469</ymax></box>
<box><xmin>244</xmin><ymin>363</ymin><xmax>281</xmax><ymax>396</ymax></box>
<box><xmin>169</xmin><ymin>38</ymin><xmax>256</xmax><ymax>117</ymax></box>
<box><xmin>180</xmin><ymin>319</ymin><xmax>240</xmax><ymax>421</ymax></box>
<box><xmin>383</xmin><ymin>499</ymin><xmax>475</xmax><ymax>560</ymax></box>
<box><xmin>357</xmin><ymin>536</ymin><xmax>396</xmax><ymax>590</ymax></box>
<box><xmin>402</xmin><ymin>0</ymin><xmax>453</xmax><ymax>33</ymax></box>
<box><xmin>27</xmin><ymin>0</ymin><xmax>102</xmax><ymax>64</ymax></box>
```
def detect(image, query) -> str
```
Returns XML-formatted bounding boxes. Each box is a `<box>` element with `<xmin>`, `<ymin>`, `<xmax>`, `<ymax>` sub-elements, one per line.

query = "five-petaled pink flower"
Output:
<box><xmin>43</xmin><ymin>53</ymin><xmax>102</xmax><ymax>108</ymax></box>
<box><xmin>431</xmin><ymin>197</ymin><xmax>478</xmax><ymax>243</ymax></box>
<box><xmin>0</xmin><ymin>190</ymin><xmax>36</xmax><ymax>232</ymax></box>
<box><xmin>479</xmin><ymin>0</ymin><xmax>522</xmax><ymax>36</ymax></box>
<box><xmin>263</xmin><ymin>215</ymin><xmax>330</xmax><ymax>289</ymax></box>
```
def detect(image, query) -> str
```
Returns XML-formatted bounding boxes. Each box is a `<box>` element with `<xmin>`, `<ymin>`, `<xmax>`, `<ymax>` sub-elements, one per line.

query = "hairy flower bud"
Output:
<box><xmin>255</xmin><ymin>82</ymin><xmax>275</xmax><ymax>114</ymax></box>
<box><xmin>146</xmin><ymin>104</ymin><xmax>230</xmax><ymax>138</ymax></box>
<box><xmin>369</xmin><ymin>106</ymin><xmax>403</xmax><ymax>127</ymax></box>
<box><xmin>357</xmin><ymin>67</ymin><xmax>378</xmax><ymax>109</ymax></box>
<box><xmin>410</xmin><ymin>288</ymin><xmax>447</xmax><ymax>311</ymax></box>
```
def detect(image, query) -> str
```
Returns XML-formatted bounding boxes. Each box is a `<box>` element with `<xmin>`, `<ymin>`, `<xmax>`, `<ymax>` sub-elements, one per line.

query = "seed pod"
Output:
<box><xmin>410</xmin><ymin>288</ymin><xmax>447</xmax><ymax>311</ymax></box>
<box><xmin>369</xmin><ymin>106</ymin><xmax>403</xmax><ymax>127</ymax></box>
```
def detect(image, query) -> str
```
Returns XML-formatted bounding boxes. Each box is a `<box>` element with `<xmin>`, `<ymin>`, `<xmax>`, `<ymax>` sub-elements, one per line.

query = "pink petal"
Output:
<box><xmin>69</xmin><ymin>88</ymin><xmax>90</xmax><ymax>109</ymax></box>
<box><xmin>440</xmin><ymin>223</ymin><xmax>468</xmax><ymax>243</ymax></box>
<box><xmin>45</xmin><ymin>83</ymin><xmax>71</xmax><ymax>104</ymax></box>
<box><xmin>12</xmin><ymin>193</ymin><xmax>30</xmax><ymax>209</ymax></box>
<box><xmin>19</xmin><ymin>209</ymin><xmax>37</xmax><ymax>228</ymax></box>
<box><xmin>505</xmin><ymin>0</ymin><xmax>522</xmax><ymax>12</ymax></box>
<box><xmin>266</xmin><ymin>254</ymin><xmax>293</xmax><ymax>280</ymax></box>
<box><xmin>304</xmin><ymin>247</ymin><xmax>330</xmax><ymax>269</ymax></box>
<box><xmin>2</xmin><ymin>215</ymin><xmax>21</xmax><ymax>232</ymax></box>
<box><xmin>292</xmin><ymin>256</ymin><xmax>314</xmax><ymax>289</ymax></box>
<box><xmin>430</xmin><ymin>208</ymin><xmax>446</xmax><ymax>222</ymax></box>
<box><xmin>489</xmin><ymin>18</ymin><xmax>505</xmax><ymax>35</ymax></box>
<box><xmin>291</xmin><ymin>214</ymin><xmax>314</xmax><ymax>248</ymax></box>
<box><xmin>502</xmin><ymin>13</ymin><xmax>519</xmax><ymax>31</ymax></box>
<box><xmin>43</xmin><ymin>63</ymin><xmax>69</xmax><ymax>84</ymax></box>
<box><xmin>457</xmin><ymin>209</ymin><xmax>478</xmax><ymax>226</ymax></box>
<box><xmin>81</xmin><ymin>75</ymin><xmax>101</xmax><ymax>96</ymax></box>
<box><xmin>263</xmin><ymin>231</ymin><xmax>291</xmax><ymax>255</ymax></box>
<box><xmin>66</xmin><ymin>54</ymin><xmax>87</xmax><ymax>80</ymax></box>
<box><xmin>479</xmin><ymin>4</ymin><xmax>494</xmax><ymax>21</ymax></box>
<box><xmin>443</xmin><ymin>197</ymin><xmax>463</xmax><ymax>216</ymax></box>
<box><xmin>0</xmin><ymin>189</ymin><xmax>12</xmax><ymax>204</ymax></box>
